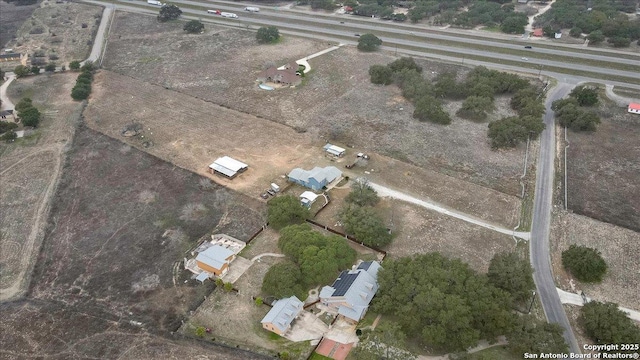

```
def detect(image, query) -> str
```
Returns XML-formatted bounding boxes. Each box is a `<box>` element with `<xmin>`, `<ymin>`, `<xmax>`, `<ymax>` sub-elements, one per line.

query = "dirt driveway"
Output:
<box><xmin>285</xmin><ymin>311</ymin><xmax>328</xmax><ymax>342</ymax></box>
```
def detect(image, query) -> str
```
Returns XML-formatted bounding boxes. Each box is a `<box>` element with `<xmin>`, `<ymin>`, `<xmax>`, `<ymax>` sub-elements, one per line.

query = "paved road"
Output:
<box><xmin>530</xmin><ymin>82</ymin><xmax>580</xmax><ymax>354</ymax></box>
<box><xmin>82</xmin><ymin>5</ymin><xmax>114</xmax><ymax>66</ymax></box>
<box><xmin>0</xmin><ymin>73</ymin><xmax>16</xmax><ymax>111</ymax></box>
<box><xmin>604</xmin><ymin>85</ymin><xmax>640</xmax><ymax>106</ymax></box>
<box><xmin>369</xmin><ymin>182</ymin><xmax>530</xmax><ymax>240</ymax></box>
<box><xmin>556</xmin><ymin>288</ymin><xmax>640</xmax><ymax>322</ymax></box>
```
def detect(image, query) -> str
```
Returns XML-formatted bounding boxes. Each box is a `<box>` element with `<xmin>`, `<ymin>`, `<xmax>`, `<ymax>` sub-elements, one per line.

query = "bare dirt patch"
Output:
<box><xmin>0</xmin><ymin>72</ymin><xmax>82</xmax><ymax>300</ymax></box>
<box><xmin>550</xmin><ymin>211</ymin><xmax>640</xmax><ymax>311</ymax></box>
<box><xmin>566</xmin><ymin>100</ymin><xmax>640</xmax><ymax>231</ymax></box>
<box><xmin>7</xmin><ymin>1</ymin><xmax>101</xmax><ymax>66</ymax></box>
<box><xmin>102</xmin><ymin>12</ymin><xmax>528</xmax><ymax>197</ymax></box>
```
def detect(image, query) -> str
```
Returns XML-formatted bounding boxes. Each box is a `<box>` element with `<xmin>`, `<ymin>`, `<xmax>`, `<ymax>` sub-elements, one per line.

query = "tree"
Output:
<box><xmin>0</xmin><ymin>122</ymin><xmax>18</xmax><ymax>134</ymax></box>
<box><xmin>30</xmin><ymin>65</ymin><xmax>40</xmax><ymax>75</ymax></box>
<box><xmin>500</xmin><ymin>16</ymin><xmax>527</xmax><ymax>34</ymax></box>
<box><xmin>487</xmin><ymin>116</ymin><xmax>528</xmax><ymax>149</ymax></box>
<box><xmin>357</xmin><ymin>33</ymin><xmax>382</xmax><ymax>52</ymax></box>
<box><xmin>19</xmin><ymin>106</ymin><xmax>41</xmax><ymax>127</ymax></box>
<box><xmin>254</xmin><ymin>297</ymin><xmax>263</xmax><ymax>306</ymax></box>
<box><xmin>507</xmin><ymin>316</ymin><xmax>569</xmax><ymax>355</ymax></box>
<box><xmin>345</xmin><ymin>178</ymin><xmax>379</xmax><ymax>207</ymax></box>
<box><xmin>14</xmin><ymin>65</ymin><xmax>30</xmax><ymax>78</ymax></box>
<box><xmin>555</xmin><ymin>103</ymin><xmax>600</xmax><ymax>132</ymax></box>
<box><xmin>157</xmin><ymin>4</ymin><xmax>182</xmax><ymax>22</ymax></box>
<box><xmin>223</xmin><ymin>282</ymin><xmax>233</xmax><ymax>292</ymax></box>
<box><xmin>340</xmin><ymin>206</ymin><xmax>392</xmax><ymax>248</ymax></box>
<box><xmin>369</xmin><ymin>65</ymin><xmax>393</xmax><ymax>85</ymax></box>
<box><xmin>587</xmin><ymin>30</ymin><xmax>605</xmax><ymax>45</ymax></box>
<box><xmin>569</xmin><ymin>85</ymin><xmax>599</xmax><ymax>106</ymax></box>
<box><xmin>267</xmin><ymin>195</ymin><xmax>310</xmax><ymax>230</ymax></box>
<box><xmin>569</xmin><ymin>27</ymin><xmax>583</xmax><ymax>37</ymax></box>
<box><xmin>580</xmin><ymin>301</ymin><xmax>640</xmax><ymax>346</ymax></box>
<box><xmin>15</xmin><ymin>98</ymin><xmax>33</xmax><ymax>113</ymax></box>
<box><xmin>71</xmin><ymin>84</ymin><xmax>91</xmax><ymax>101</ymax></box>
<box><xmin>195</xmin><ymin>326</ymin><xmax>206</xmax><ymax>337</ymax></box>
<box><xmin>608</xmin><ymin>36</ymin><xmax>631</xmax><ymax>47</ymax></box>
<box><xmin>69</xmin><ymin>60</ymin><xmax>81</xmax><ymax>71</ymax></box>
<box><xmin>561</xmin><ymin>245</ymin><xmax>607</xmax><ymax>282</ymax></box>
<box><xmin>256</xmin><ymin>26</ymin><xmax>280</xmax><ymax>44</ymax></box>
<box><xmin>351</xmin><ymin>323</ymin><xmax>417</xmax><ymax>360</ymax></box>
<box><xmin>183</xmin><ymin>20</ymin><xmax>204</xmax><ymax>34</ymax></box>
<box><xmin>456</xmin><ymin>96</ymin><xmax>494</xmax><ymax>121</ymax></box>
<box><xmin>413</xmin><ymin>96</ymin><xmax>451</xmax><ymax>124</ymax></box>
<box><xmin>388</xmin><ymin>57</ymin><xmax>422</xmax><ymax>74</ymax></box>
<box><xmin>1</xmin><ymin>130</ymin><xmax>17</xmax><ymax>142</ymax></box>
<box><xmin>45</xmin><ymin>63</ymin><xmax>56</xmax><ymax>72</ymax></box>
<box><xmin>80</xmin><ymin>61</ymin><xmax>95</xmax><ymax>72</ymax></box>
<box><xmin>487</xmin><ymin>252</ymin><xmax>535</xmax><ymax>304</ymax></box>
<box><xmin>310</xmin><ymin>0</ymin><xmax>334</xmax><ymax>10</ymax></box>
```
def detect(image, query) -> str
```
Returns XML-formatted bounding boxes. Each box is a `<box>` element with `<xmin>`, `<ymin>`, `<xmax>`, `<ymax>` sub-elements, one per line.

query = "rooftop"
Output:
<box><xmin>261</xmin><ymin>296</ymin><xmax>304</xmax><ymax>333</ymax></box>
<box><xmin>196</xmin><ymin>245</ymin><xmax>235</xmax><ymax>270</ymax></box>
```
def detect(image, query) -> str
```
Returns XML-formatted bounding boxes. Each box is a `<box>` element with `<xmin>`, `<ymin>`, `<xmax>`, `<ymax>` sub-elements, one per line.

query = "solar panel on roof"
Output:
<box><xmin>357</xmin><ymin>261</ymin><xmax>372</xmax><ymax>270</ymax></box>
<box><xmin>332</xmin><ymin>272</ymin><xmax>359</xmax><ymax>296</ymax></box>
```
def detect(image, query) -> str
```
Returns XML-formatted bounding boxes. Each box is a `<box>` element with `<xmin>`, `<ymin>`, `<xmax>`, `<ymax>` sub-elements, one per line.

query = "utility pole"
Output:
<box><xmin>395</xmin><ymin>44</ymin><xmax>397</xmax><ymax>56</ymax></box>
<box><xmin>538</xmin><ymin>64</ymin><xmax>543</xmax><ymax>76</ymax></box>
<box><xmin>528</xmin><ymin>291</ymin><xmax>537</xmax><ymax>313</ymax></box>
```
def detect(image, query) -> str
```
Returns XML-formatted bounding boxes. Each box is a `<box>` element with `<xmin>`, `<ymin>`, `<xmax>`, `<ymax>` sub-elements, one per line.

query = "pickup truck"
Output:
<box><xmin>147</xmin><ymin>0</ymin><xmax>164</xmax><ymax>6</ymax></box>
<box><xmin>244</xmin><ymin>6</ymin><xmax>260</xmax><ymax>12</ymax></box>
<box><xmin>207</xmin><ymin>9</ymin><xmax>221</xmax><ymax>14</ymax></box>
<box><xmin>220</xmin><ymin>12</ymin><xmax>238</xmax><ymax>18</ymax></box>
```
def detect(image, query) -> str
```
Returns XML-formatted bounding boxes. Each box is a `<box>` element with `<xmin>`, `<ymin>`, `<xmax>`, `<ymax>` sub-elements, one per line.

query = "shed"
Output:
<box><xmin>628</xmin><ymin>103</ymin><xmax>640</xmax><ymax>114</ymax></box>
<box><xmin>261</xmin><ymin>296</ymin><xmax>304</xmax><ymax>335</ymax></box>
<box><xmin>209</xmin><ymin>156</ymin><xmax>248</xmax><ymax>179</ymax></box>
<box><xmin>0</xmin><ymin>53</ymin><xmax>20</xmax><ymax>62</ymax></box>
<box><xmin>323</xmin><ymin>143</ymin><xmax>346</xmax><ymax>157</ymax></box>
<box><xmin>300</xmin><ymin>191</ymin><xmax>319</xmax><ymax>207</ymax></box>
<box><xmin>532</xmin><ymin>28</ymin><xmax>543</xmax><ymax>37</ymax></box>
<box><xmin>195</xmin><ymin>245</ymin><xmax>236</xmax><ymax>276</ymax></box>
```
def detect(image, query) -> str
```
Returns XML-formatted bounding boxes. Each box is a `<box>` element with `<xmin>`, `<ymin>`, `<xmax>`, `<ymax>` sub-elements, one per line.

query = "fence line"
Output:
<box><xmin>304</xmin><ymin>219</ymin><xmax>387</xmax><ymax>259</ymax></box>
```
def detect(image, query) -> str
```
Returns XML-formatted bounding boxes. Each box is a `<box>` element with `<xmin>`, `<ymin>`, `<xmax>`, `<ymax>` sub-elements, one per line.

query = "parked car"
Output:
<box><xmin>267</xmin><ymin>189</ymin><xmax>276</xmax><ymax>196</ymax></box>
<box><xmin>260</xmin><ymin>192</ymin><xmax>269</xmax><ymax>199</ymax></box>
<box><xmin>354</xmin><ymin>33</ymin><xmax>360</xmax><ymax>37</ymax></box>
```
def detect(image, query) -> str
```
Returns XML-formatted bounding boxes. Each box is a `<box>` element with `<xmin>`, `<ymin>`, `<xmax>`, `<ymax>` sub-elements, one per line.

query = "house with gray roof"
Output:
<box><xmin>319</xmin><ymin>261</ymin><xmax>382</xmax><ymax>322</ymax></box>
<box><xmin>261</xmin><ymin>296</ymin><xmax>304</xmax><ymax>335</ymax></box>
<box><xmin>195</xmin><ymin>245</ymin><xmax>235</xmax><ymax>277</ymax></box>
<box><xmin>288</xmin><ymin>166</ymin><xmax>342</xmax><ymax>191</ymax></box>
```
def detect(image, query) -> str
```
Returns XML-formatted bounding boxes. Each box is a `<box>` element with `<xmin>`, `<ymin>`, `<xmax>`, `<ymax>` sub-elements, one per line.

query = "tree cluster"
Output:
<box><xmin>0</xmin><ymin>122</ymin><xmax>19</xmax><ymax>141</ymax></box>
<box><xmin>487</xmin><ymin>252</ymin><xmax>535</xmax><ymax>305</ymax></box>
<box><xmin>552</xmin><ymin>86</ymin><xmax>601</xmax><ymax>132</ymax></box>
<box><xmin>372</xmin><ymin>253</ymin><xmax>516</xmax><ymax>352</ymax></box>
<box><xmin>561</xmin><ymin>244</ymin><xmax>607</xmax><ymax>282</ymax></box>
<box><xmin>262</xmin><ymin>224</ymin><xmax>357</xmax><ymax>299</ymax></box>
<box><xmin>15</xmin><ymin>97</ymin><xmax>42</xmax><ymax>128</ymax></box>
<box><xmin>507</xmin><ymin>316</ymin><xmax>569</xmax><ymax>355</ymax></box>
<box><xmin>267</xmin><ymin>195</ymin><xmax>310</xmax><ymax>230</ymax></box>
<box><xmin>183</xmin><ymin>20</ymin><xmax>204</xmax><ymax>34</ymax></box>
<box><xmin>13</xmin><ymin>64</ymin><xmax>41</xmax><ymax>78</ymax></box>
<box><xmin>345</xmin><ymin>178</ymin><xmax>380</xmax><ymax>207</ymax></box>
<box><xmin>71</xmin><ymin>63</ymin><xmax>95</xmax><ymax>101</ymax></box>
<box><xmin>158</xmin><ymin>4</ymin><xmax>182</xmax><ymax>22</ymax></box>
<box><xmin>580</xmin><ymin>301</ymin><xmax>640</xmax><ymax>347</ymax></box>
<box><xmin>536</xmin><ymin>0</ymin><xmax>640</xmax><ymax>47</ymax></box>
<box><xmin>256</xmin><ymin>26</ymin><xmax>281</xmax><ymax>44</ymax></box>
<box><xmin>357</xmin><ymin>33</ymin><xmax>383</xmax><ymax>52</ymax></box>
<box><xmin>340</xmin><ymin>179</ymin><xmax>391</xmax><ymax>248</ymax></box>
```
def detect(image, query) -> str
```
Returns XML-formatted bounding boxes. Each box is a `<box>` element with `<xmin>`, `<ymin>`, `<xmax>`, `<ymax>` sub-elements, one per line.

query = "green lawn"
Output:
<box><xmin>309</xmin><ymin>353</ymin><xmax>333</xmax><ymax>360</ymax></box>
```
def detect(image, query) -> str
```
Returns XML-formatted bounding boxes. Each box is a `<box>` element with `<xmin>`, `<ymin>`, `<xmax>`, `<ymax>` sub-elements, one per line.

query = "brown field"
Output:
<box><xmin>566</xmin><ymin>99</ymin><xmax>640</xmax><ymax>232</ymax></box>
<box><xmin>0</xmin><ymin>73</ymin><xmax>82</xmax><ymax>300</ymax></box>
<box><xmin>102</xmin><ymin>12</ymin><xmax>528</xmax><ymax>197</ymax></box>
<box><xmin>0</xmin><ymin>0</ymin><xmax>40</xmax><ymax>50</ymax></box>
<box><xmin>550</xmin><ymin>211</ymin><xmax>640</xmax><ymax>310</ymax></box>
<box><xmin>0</xmin><ymin>124</ymin><xmax>267</xmax><ymax>358</ymax></box>
<box><xmin>7</xmin><ymin>1</ymin><xmax>101</xmax><ymax>66</ymax></box>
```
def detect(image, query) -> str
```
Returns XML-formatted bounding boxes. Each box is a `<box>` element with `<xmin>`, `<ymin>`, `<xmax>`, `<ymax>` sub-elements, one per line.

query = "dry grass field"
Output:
<box><xmin>102</xmin><ymin>12</ymin><xmax>528</xmax><ymax>197</ymax></box>
<box><xmin>7</xmin><ymin>1</ymin><xmax>101</xmax><ymax>66</ymax></box>
<box><xmin>550</xmin><ymin>211</ymin><xmax>640</xmax><ymax>310</ymax></box>
<box><xmin>0</xmin><ymin>73</ymin><xmax>82</xmax><ymax>300</ymax></box>
<box><xmin>0</xmin><ymin>0</ymin><xmax>40</xmax><ymax>49</ymax></box>
<box><xmin>0</xmin><ymin>124</ymin><xmax>267</xmax><ymax>358</ymax></box>
<box><xmin>566</xmin><ymin>99</ymin><xmax>640</xmax><ymax>232</ymax></box>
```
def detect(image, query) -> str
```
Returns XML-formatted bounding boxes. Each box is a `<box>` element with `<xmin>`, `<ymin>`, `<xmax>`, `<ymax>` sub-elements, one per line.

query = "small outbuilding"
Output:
<box><xmin>0</xmin><ymin>53</ymin><xmax>20</xmax><ymax>62</ymax></box>
<box><xmin>288</xmin><ymin>166</ymin><xmax>342</xmax><ymax>191</ymax></box>
<box><xmin>323</xmin><ymin>143</ymin><xmax>346</xmax><ymax>157</ymax></box>
<box><xmin>532</xmin><ymin>28</ymin><xmax>543</xmax><ymax>37</ymax></box>
<box><xmin>628</xmin><ymin>102</ymin><xmax>640</xmax><ymax>114</ymax></box>
<box><xmin>209</xmin><ymin>156</ymin><xmax>248</xmax><ymax>179</ymax></box>
<box><xmin>195</xmin><ymin>245</ymin><xmax>236</xmax><ymax>276</ymax></box>
<box><xmin>300</xmin><ymin>191</ymin><xmax>319</xmax><ymax>207</ymax></box>
<box><xmin>261</xmin><ymin>296</ymin><xmax>304</xmax><ymax>336</ymax></box>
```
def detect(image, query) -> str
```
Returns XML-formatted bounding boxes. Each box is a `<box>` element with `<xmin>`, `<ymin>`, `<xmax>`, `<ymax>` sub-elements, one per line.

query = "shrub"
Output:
<box><xmin>561</xmin><ymin>245</ymin><xmax>607</xmax><ymax>282</ymax></box>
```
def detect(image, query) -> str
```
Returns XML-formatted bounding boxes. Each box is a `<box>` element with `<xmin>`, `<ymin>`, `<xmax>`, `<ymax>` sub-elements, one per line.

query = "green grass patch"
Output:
<box><xmin>356</xmin><ymin>311</ymin><xmax>378</xmax><ymax>329</ymax></box>
<box><xmin>309</xmin><ymin>353</ymin><xmax>333</xmax><ymax>360</ymax></box>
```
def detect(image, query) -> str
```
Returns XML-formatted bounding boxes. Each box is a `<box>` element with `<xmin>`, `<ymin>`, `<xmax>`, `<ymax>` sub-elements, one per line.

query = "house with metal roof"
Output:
<box><xmin>628</xmin><ymin>102</ymin><xmax>640</xmax><ymax>114</ymax></box>
<box><xmin>261</xmin><ymin>296</ymin><xmax>304</xmax><ymax>335</ymax></box>
<box><xmin>319</xmin><ymin>261</ymin><xmax>382</xmax><ymax>322</ymax></box>
<box><xmin>323</xmin><ymin>143</ymin><xmax>346</xmax><ymax>157</ymax></box>
<box><xmin>300</xmin><ymin>191</ymin><xmax>319</xmax><ymax>207</ymax></box>
<box><xmin>288</xmin><ymin>166</ymin><xmax>342</xmax><ymax>191</ymax></box>
<box><xmin>195</xmin><ymin>245</ymin><xmax>236</xmax><ymax>276</ymax></box>
<box><xmin>208</xmin><ymin>156</ymin><xmax>248</xmax><ymax>179</ymax></box>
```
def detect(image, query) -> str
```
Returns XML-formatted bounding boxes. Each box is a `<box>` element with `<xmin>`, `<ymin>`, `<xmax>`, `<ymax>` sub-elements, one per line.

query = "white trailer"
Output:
<box><xmin>244</xmin><ymin>6</ymin><xmax>260</xmax><ymax>12</ymax></box>
<box><xmin>220</xmin><ymin>12</ymin><xmax>238</xmax><ymax>18</ymax></box>
<box><xmin>270</xmin><ymin>183</ymin><xmax>280</xmax><ymax>192</ymax></box>
<box><xmin>147</xmin><ymin>0</ymin><xmax>163</xmax><ymax>5</ymax></box>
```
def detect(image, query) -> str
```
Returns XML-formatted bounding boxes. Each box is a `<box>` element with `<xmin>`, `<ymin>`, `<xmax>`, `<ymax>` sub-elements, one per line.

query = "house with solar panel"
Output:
<box><xmin>287</xmin><ymin>166</ymin><xmax>342</xmax><ymax>191</ymax></box>
<box><xmin>208</xmin><ymin>156</ymin><xmax>248</xmax><ymax>179</ymax></box>
<box><xmin>319</xmin><ymin>261</ymin><xmax>382</xmax><ymax>323</ymax></box>
<box><xmin>261</xmin><ymin>296</ymin><xmax>304</xmax><ymax>336</ymax></box>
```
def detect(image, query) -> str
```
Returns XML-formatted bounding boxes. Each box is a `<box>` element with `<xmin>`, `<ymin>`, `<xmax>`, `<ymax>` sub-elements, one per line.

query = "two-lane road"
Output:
<box><xmin>531</xmin><ymin>82</ymin><xmax>579</xmax><ymax>354</ymax></box>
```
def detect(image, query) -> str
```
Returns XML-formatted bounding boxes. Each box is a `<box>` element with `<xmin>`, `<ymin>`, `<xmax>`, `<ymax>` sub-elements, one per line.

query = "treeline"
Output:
<box><xmin>369</xmin><ymin>58</ymin><xmax>545</xmax><ymax>149</ymax></box>
<box><xmin>552</xmin><ymin>86</ymin><xmax>601</xmax><ymax>132</ymax></box>
<box><xmin>536</xmin><ymin>0</ymin><xmax>640</xmax><ymax>47</ymax></box>
<box><xmin>70</xmin><ymin>61</ymin><xmax>95</xmax><ymax>101</ymax></box>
